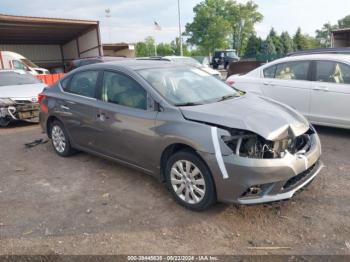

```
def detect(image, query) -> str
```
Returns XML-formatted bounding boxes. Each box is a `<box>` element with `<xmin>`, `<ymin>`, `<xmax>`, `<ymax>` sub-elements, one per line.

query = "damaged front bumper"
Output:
<box><xmin>201</xmin><ymin>132</ymin><xmax>323</xmax><ymax>204</ymax></box>
<box><xmin>0</xmin><ymin>102</ymin><xmax>40</xmax><ymax>123</ymax></box>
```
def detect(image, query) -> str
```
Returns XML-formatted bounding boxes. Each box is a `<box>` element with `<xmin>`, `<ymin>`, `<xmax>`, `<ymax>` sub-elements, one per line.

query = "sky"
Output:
<box><xmin>1</xmin><ymin>0</ymin><xmax>350</xmax><ymax>44</ymax></box>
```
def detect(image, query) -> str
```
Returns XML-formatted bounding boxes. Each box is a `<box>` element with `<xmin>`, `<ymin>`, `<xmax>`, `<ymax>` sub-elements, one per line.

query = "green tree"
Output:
<box><xmin>224</xmin><ymin>0</ymin><xmax>263</xmax><ymax>56</ymax></box>
<box><xmin>268</xmin><ymin>28</ymin><xmax>284</xmax><ymax>56</ymax></box>
<box><xmin>338</xmin><ymin>15</ymin><xmax>350</xmax><ymax>28</ymax></box>
<box><xmin>184</xmin><ymin>0</ymin><xmax>262</xmax><ymax>56</ymax></box>
<box><xmin>185</xmin><ymin>0</ymin><xmax>231</xmax><ymax>55</ymax></box>
<box><xmin>244</xmin><ymin>34</ymin><xmax>262</xmax><ymax>58</ymax></box>
<box><xmin>261</xmin><ymin>36</ymin><xmax>277</xmax><ymax>60</ymax></box>
<box><xmin>294</xmin><ymin>28</ymin><xmax>321</xmax><ymax>50</ymax></box>
<box><xmin>135</xmin><ymin>36</ymin><xmax>156</xmax><ymax>57</ymax></box>
<box><xmin>156</xmin><ymin>43</ymin><xmax>173</xmax><ymax>56</ymax></box>
<box><xmin>170</xmin><ymin>37</ymin><xmax>191</xmax><ymax>56</ymax></box>
<box><xmin>280</xmin><ymin>31</ymin><xmax>294</xmax><ymax>54</ymax></box>
<box><xmin>316</xmin><ymin>23</ymin><xmax>337</xmax><ymax>47</ymax></box>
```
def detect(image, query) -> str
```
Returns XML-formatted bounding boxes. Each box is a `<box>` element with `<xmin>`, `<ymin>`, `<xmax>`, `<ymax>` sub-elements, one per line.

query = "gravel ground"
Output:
<box><xmin>0</xmin><ymin>123</ymin><xmax>349</xmax><ymax>255</ymax></box>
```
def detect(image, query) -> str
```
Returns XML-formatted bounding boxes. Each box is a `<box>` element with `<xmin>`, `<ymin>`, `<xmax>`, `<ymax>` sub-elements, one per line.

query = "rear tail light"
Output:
<box><xmin>38</xmin><ymin>92</ymin><xmax>46</xmax><ymax>104</ymax></box>
<box><xmin>38</xmin><ymin>92</ymin><xmax>48</xmax><ymax>113</ymax></box>
<box><xmin>225</xmin><ymin>79</ymin><xmax>235</xmax><ymax>86</ymax></box>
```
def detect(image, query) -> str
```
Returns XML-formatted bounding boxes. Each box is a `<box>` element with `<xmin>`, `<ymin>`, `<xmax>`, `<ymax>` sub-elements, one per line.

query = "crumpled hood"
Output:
<box><xmin>0</xmin><ymin>83</ymin><xmax>46</xmax><ymax>101</ymax></box>
<box><xmin>180</xmin><ymin>93</ymin><xmax>310</xmax><ymax>141</ymax></box>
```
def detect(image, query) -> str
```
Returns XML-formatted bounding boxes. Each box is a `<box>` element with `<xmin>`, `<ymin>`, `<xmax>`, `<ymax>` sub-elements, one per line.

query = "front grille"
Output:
<box><xmin>283</xmin><ymin>163</ymin><xmax>317</xmax><ymax>190</ymax></box>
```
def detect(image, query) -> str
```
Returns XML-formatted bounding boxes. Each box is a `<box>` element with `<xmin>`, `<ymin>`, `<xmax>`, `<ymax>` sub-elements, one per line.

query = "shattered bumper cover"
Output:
<box><xmin>201</xmin><ymin>133</ymin><xmax>323</xmax><ymax>204</ymax></box>
<box><xmin>0</xmin><ymin>103</ymin><xmax>40</xmax><ymax>122</ymax></box>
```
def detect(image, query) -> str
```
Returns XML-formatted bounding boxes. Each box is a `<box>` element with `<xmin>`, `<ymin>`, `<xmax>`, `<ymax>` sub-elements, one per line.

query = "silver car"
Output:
<box><xmin>39</xmin><ymin>60</ymin><xmax>323</xmax><ymax>211</ymax></box>
<box><xmin>227</xmin><ymin>54</ymin><xmax>350</xmax><ymax>129</ymax></box>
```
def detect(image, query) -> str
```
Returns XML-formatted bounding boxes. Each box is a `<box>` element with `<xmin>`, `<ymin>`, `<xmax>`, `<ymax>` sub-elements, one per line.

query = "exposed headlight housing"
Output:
<box><xmin>222</xmin><ymin>128</ymin><xmax>313</xmax><ymax>159</ymax></box>
<box><xmin>0</xmin><ymin>98</ymin><xmax>15</xmax><ymax>107</ymax></box>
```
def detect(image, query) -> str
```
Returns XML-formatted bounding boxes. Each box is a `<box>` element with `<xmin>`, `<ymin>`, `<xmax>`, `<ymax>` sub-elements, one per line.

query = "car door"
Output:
<box><xmin>57</xmin><ymin>70</ymin><xmax>101</xmax><ymax>150</ymax></box>
<box><xmin>309</xmin><ymin>60</ymin><xmax>350</xmax><ymax>127</ymax></box>
<box><xmin>260</xmin><ymin>61</ymin><xmax>312</xmax><ymax>118</ymax></box>
<box><xmin>93</xmin><ymin>70</ymin><xmax>158</xmax><ymax>172</ymax></box>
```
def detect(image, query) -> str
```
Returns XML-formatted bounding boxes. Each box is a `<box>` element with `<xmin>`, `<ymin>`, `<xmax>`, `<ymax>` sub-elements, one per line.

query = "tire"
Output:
<box><xmin>165</xmin><ymin>150</ymin><xmax>216</xmax><ymax>211</ymax></box>
<box><xmin>212</xmin><ymin>63</ymin><xmax>218</xmax><ymax>69</ymax></box>
<box><xmin>49</xmin><ymin>120</ymin><xmax>74</xmax><ymax>157</ymax></box>
<box><xmin>0</xmin><ymin>117</ymin><xmax>11</xmax><ymax>127</ymax></box>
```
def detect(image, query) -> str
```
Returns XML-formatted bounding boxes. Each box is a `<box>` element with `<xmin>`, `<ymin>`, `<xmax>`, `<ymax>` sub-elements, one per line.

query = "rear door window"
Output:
<box><xmin>263</xmin><ymin>65</ymin><xmax>277</xmax><ymax>78</ymax></box>
<box><xmin>64</xmin><ymin>71</ymin><xmax>99</xmax><ymax>98</ymax></box>
<box><xmin>315</xmin><ymin>61</ymin><xmax>350</xmax><ymax>84</ymax></box>
<box><xmin>275</xmin><ymin>61</ymin><xmax>310</xmax><ymax>81</ymax></box>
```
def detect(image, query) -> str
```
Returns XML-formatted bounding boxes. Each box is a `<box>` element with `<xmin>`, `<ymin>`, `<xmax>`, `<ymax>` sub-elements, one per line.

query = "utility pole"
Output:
<box><xmin>177</xmin><ymin>0</ymin><xmax>183</xmax><ymax>56</ymax></box>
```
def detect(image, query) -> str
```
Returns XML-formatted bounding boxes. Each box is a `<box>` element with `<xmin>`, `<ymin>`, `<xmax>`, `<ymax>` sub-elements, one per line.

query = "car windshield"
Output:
<box><xmin>226</xmin><ymin>51</ymin><xmax>238</xmax><ymax>58</ymax></box>
<box><xmin>0</xmin><ymin>72</ymin><xmax>41</xmax><ymax>86</ymax></box>
<box><xmin>139</xmin><ymin>67</ymin><xmax>239</xmax><ymax>106</ymax></box>
<box><xmin>21</xmin><ymin>59</ymin><xmax>39</xmax><ymax>68</ymax></box>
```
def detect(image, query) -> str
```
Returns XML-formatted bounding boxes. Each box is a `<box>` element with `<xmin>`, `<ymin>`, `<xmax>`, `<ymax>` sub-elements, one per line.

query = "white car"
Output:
<box><xmin>162</xmin><ymin>56</ymin><xmax>222</xmax><ymax>80</ymax></box>
<box><xmin>0</xmin><ymin>70</ymin><xmax>46</xmax><ymax>127</ymax></box>
<box><xmin>0</xmin><ymin>51</ymin><xmax>49</xmax><ymax>75</ymax></box>
<box><xmin>226</xmin><ymin>54</ymin><xmax>350</xmax><ymax>129</ymax></box>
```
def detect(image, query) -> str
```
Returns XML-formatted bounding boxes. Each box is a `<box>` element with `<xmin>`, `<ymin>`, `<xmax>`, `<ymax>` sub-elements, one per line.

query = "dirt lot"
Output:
<box><xmin>0</xmin><ymin>123</ymin><xmax>349</xmax><ymax>255</ymax></box>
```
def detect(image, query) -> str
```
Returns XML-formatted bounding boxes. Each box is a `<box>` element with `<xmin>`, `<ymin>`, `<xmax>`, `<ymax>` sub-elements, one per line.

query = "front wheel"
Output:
<box><xmin>0</xmin><ymin>117</ymin><xmax>11</xmax><ymax>127</ymax></box>
<box><xmin>165</xmin><ymin>151</ymin><xmax>216</xmax><ymax>211</ymax></box>
<box><xmin>50</xmin><ymin>120</ymin><xmax>74</xmax><ymax>157</ymax></box>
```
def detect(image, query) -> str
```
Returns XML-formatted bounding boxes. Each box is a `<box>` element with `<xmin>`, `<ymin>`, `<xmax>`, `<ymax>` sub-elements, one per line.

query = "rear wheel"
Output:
<box><xmin>165</xmin><ymin>151</ymin><xmax>216</xmax><ymax>211</ymax></box>
<box><xmin>50</xmin><ymin>120</ymin><xmax>74</xmax><ymax>157</ymax></box>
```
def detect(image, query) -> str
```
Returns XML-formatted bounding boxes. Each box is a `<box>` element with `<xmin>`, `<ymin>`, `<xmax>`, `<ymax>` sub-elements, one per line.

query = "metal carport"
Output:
<box><xmin>0</xmin><ymin>14</ymin><xmax>103</xmax><ymax>70</ymax></box>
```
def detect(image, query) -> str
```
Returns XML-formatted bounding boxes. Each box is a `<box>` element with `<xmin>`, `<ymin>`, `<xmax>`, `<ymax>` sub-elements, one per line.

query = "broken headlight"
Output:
<box><xmin>222</xmin><ymin>129</ymin><xmax>297</xmax><ymax>159</ymax></box>
<box><xmin>0</xmin><ymin>98</ymin><xmax>15</xmax><ymax>107</ymax></box>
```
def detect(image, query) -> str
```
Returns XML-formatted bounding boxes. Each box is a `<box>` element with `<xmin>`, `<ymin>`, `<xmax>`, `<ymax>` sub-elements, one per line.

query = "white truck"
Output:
<box><xmin>0</xmin><ymin>51</ymin><xmax>49</xmax><ymax>75</ymax></box>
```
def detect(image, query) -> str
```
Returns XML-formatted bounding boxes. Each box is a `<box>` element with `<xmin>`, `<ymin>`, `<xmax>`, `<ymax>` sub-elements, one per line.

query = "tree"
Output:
<box><xmin>224</xmin><ymin>0</ymin><xmax>263</xmax><ymax>56</ymax></box>
<box><xmin>268</xmin><ymin>28</ymin><xmax>284</xmax><ymax>56</ymax></box>
<box><xmin>135</xmin><ymin>36</ymin><xmax>156</xmax><ymax>57</ymax></box>
<box><xmin>294</xmin><ymin>28</ymin><xmax>321</xmax><ymax>50</ymax></box>
<box><xmin>185</xmin><ymin>0</ymin><xmax>231</xmax><ymax>55</ymax></box>
<box><xmin>338</xmin><ymin>15</ymin><xmax>350</xmax><ymax>28</ymax></box>
<box><xmin>280</xmin><ymin>31</ymin><xmax>294</xmax><ymax>54</ymax></box>
<box><xmin>184</xmin><ymin>0</ymin><xmax>263</xmax><ymax>56</ymax></box>
<box><xmin>170</xmin><ymin>37</ymin><xmax>191</xmax><ymax>56</ymax></box>
<box><xmin>244</xmin><ymin>34</ymin><xmax>262</xmax><ymax>58</ymax></box>
<box><xmin>316</xmin><ymin>23</ymin><xmax>337</xmax><ymax>47</ymax></box>
<box><xmin>156</xmin><ymin>43</ymin><xmax>173</xmax><ymax>56</ymax></box>
<box><xmin>261</xmin><ymin>36</ymin><xmax>276</xmax><ymax>59</ymax></box>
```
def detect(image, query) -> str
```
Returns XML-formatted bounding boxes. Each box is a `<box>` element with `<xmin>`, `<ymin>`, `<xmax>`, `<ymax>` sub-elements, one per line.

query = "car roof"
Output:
<box><xmin>270</xmin><ymin>54</ymin><xmax>350</xmax><ymax>64</ymax></box>
<box><xmin>84</xmin><ymin>59</ymin><xmax>184</xmax><ymax>71</ymax></box>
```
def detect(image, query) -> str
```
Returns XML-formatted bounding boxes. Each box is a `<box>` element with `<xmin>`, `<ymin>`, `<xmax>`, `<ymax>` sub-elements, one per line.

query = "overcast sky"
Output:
<box><xmin>1</xmin><ymin>0</ymin><xmax>350</xmax><ymax>44</ymax></box>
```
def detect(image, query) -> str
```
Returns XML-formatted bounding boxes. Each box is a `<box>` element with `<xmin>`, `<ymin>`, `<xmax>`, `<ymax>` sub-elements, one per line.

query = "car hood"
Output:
<box><xmin>179</xmin><ymin>93</ymin><xmax>309</xmax><ymax>141</ymax></box>
<box><xmin>0</xmin><ymin>83</ymin><xmax>46</xmax><ymax>101</ymax></box>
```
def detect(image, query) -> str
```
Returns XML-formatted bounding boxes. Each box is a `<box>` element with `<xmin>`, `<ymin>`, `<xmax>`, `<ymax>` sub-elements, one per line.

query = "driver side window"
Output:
<box><xmin>102</xmin><ymin>71</ymin><xmax>147</xmax><ymax>110</ymax></box>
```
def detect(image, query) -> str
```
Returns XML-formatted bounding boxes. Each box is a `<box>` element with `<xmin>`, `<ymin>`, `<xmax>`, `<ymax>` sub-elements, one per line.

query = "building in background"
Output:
<box><xmin>103</xmin><ymin>43</ymin><xmax>135</xmax><ymax>58</ymax></box>
<box><xmin>0</xmin><ymin>14</ymin><xmax>103</xmax><ymax>72</ymax></box>
<box><xmin>331</xmin><ymin>28</ymin><xmax>350</xmax><ymax>47</ymax></box>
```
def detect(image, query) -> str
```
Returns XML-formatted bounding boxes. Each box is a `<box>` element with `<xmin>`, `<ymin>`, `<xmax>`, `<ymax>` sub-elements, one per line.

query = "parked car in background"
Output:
<box><xmin>0</xmin><ymin>51</ymin><xmax>49</xmax><ymax>75</ymax></box>
<box><xmin>0</xmin><ymin>70</ymin><xmax>46</xmax><ymax>127</ymax></box>
<box><xmin>139</xmin><ymin>56</ymin><xmax>222</xmax><ymax>79</ymax></box>
<box><xmin>39</xmin><ymin>60</ymin><xmax>322</xmax><ymax>211</ymax></box>
<box><xmin>226</xmin><ymin>54</ymin><xmax>350</xmax><ymax>129</ymax></box>
<box><xmin>64</xmin><ymin>56</ymin><xmax>127</xmax><ymax>72</ymax></box>
<box><xmin>212</xmin><ymin>49</ymin><xmax>240</xmax><ymax>69</ymax></box>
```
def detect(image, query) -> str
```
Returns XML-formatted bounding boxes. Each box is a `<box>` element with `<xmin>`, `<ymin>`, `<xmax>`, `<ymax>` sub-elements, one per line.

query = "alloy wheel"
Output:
<box><xmin>170</xmin><ymin>160</ymin><xmax>206</xmax><ymax>204</ymax></box>
<box><xmin>51</xmin><ymin>125</ymin><xmax>66</xmax><ymax>153</ymax></box>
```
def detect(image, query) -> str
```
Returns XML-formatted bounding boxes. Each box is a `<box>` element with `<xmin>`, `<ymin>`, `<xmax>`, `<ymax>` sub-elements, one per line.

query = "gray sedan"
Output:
<box><xmin>39</xmin><ymin>60</ymin><xmax>323</xmax><ymax>211</ymax></box>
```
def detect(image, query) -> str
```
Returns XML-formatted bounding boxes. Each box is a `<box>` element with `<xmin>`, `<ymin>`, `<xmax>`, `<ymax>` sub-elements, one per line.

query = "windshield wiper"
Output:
<box><xmin>217</xmin><ymin>94</ymin><xmax>238</xmax><ymax>102</ymax></box>
<box><xmin>175</xmin><ymin>102</ymin><xmax>203</xmax><ymax>107</ymax></box>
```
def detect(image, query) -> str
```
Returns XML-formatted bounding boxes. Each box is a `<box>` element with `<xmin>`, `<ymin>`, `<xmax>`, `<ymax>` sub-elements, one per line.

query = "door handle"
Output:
<box><xmin>313</xmin><ymin>86</ymin><xmax>329</xmax><ymax>92</ymax></box>
<box><xmin>97</xmin><ymin>112</ymin><xmax>110</xmax><ymax>121</ymax></box>
<box><xmin>60</xmin><ymin>105</ymin><xmax>70</xmax><ymax>110</ymax></box>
